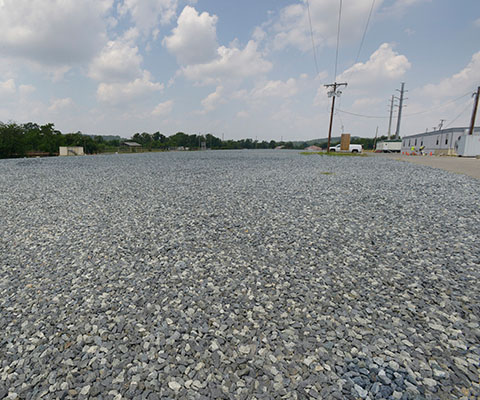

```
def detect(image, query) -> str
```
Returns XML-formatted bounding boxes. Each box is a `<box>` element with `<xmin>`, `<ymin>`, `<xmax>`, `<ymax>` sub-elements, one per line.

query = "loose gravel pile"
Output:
<box><xmin>0</xmin><ymin>150</ymin><xmax>479</xmax><ymax>400</ymax></box>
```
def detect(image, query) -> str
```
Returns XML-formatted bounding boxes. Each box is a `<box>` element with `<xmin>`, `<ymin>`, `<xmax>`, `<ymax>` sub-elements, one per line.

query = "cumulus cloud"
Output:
<box><xmin>352</xmin><ymin>97</ymin><xmax>383</xmax><ymax>109</ymax></box>
<box><xmin>182</xmin><ymin>40</ymin><xmax>272</xmax><ymax>85</ymax></box>
<box><xmin>48</xmin><ymin>97</ymin><xmax>74</xmax><ymax>112</ymax></box>
<box><xmin>418</xmin><ymin>51</ymin><xmax>480</xmax><ymax>99</ymax></box>
<box><xmin>152</xmin><ymin>100</ymin><xmax>174</xmax><ymax>116</ymax></box>
<box><xmin>236</xmin><ymin>110</ymin><xmax>249</xmax><ymax>118</ymax></box>
<box><xmin>272</xmin><ymin>0</ymin><xmax>383</xmax><ymax>52</ymax></box>
<box><xmin>0</xmin><ymin>79</ymin><xmax>36</xmax><ymax>105</ymax></box>
<box><xmin>97</xmin><ymin>71</ymin><xmax>164</xmax><ymax>105</ymax></box>
<box><xmin>200</xmin><ymin>86</ymin><xmax>225</xmax><ymax>113</ymax></box>
<box><xmin>251</xmin><ymin>78</ymin><xmax>298</xmax><ymax>99</ymax></box>
<box><xmin>19</xmin><ymin>84</ymin><xmax>36</xmax><ymax>96</ymax></box>
<box><xmin>89</xmin><ymin>30</ymin><xmax>143</xmax><ymax>83</ymax></box>
<box><xmin>0</xmin><ymin>0</ymin><xmax>113</xmax><ymax>66</ymax></box>
<box><xmin>0</xmin><ymin>79</ymin><xmax>16</xmax><ymax>97</ymax></box>
<box><xmin>163</xmin><ymin>6</ymin><xmax>218</xmax><ymax>65</ymax></box>
<box><xmin>338</xmin><ymin>43</ymin><xmax>411</xmax><ymax>87</ymax></box>
<box><xmin>118</xmin><ymin>0</ymin><xmax>178</xmax><ymax>37</ymax></box>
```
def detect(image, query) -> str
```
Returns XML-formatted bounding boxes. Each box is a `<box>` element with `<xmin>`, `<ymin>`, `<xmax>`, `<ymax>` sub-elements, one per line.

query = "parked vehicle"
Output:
<box><xmin>329</xmin><ymin>144</ymin><xmax>363</xmax><ymax>153</ymax></box>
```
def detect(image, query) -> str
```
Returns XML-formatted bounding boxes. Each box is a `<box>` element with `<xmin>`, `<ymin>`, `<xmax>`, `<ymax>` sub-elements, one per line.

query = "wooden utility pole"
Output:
<box><xmin>324</xmin><ymin>82</ymin><xmax>347</xmax><ymax>152</ymax></box>
<box><xmin>387</xmin><ymin>95</ymin><xmax>395</xmax><ymax>139</ymax></box>
<box><xmin>373</xmin><ymin>126</ymin><xmax>378</xmax><ymax>151</ymax></box>
<box><xmin>394</xmin><ymin>82</ymin><xmax>407</xmax><ymax>139</ymax></box>
<box><xmin>468</xmin><ymin>86</ymin><xmax>480</xmax><ymax>135</ymax></box>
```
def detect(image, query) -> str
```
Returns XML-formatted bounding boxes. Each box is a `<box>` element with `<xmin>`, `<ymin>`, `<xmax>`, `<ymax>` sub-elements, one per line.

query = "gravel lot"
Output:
<box><xmin>1</xmin><ymin>150</ymin><xmax>479</xmax><ymax>400</ymax></box>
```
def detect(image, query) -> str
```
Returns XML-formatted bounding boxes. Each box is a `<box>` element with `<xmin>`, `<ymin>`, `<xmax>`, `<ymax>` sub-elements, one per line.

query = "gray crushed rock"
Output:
<box><xmin>0</xmin><ymin>150</ymin><xmax>479</xmax><ymax>399</ymax></box>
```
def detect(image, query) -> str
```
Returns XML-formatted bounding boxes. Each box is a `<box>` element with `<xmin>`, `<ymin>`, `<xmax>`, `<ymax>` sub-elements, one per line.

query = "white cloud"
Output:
<box><xmin>118</xmin><ymin>0</ymin><xmax>177</xmax><ymax>36</ymax></box>
<box><xmin>48</xmin><ymin>97</ymin><xmax>74</xmax><ymax>112</ymax></box>
<box><xmin>0</xmin><ymin>79</ymin><xmax>36</xmax><ymax>106</ymax></box>
<box><xmin>97</xmin><ymin>71</ymin><xmax>164</xmax><ymax>105</ymax></box>
<box><xmin>251</xmin><ymin>78</ymin><xmax>298</xmax><ymax>99</ymax></box>
<box><xmin>352</xmin><ymin>97</ymin><xmax>383</xmax><ymax>109</ymax></box>
<box><xmin>418</xmin><ymin>51</ymin><xmax>480</xmax><ymax>99</ymax></box>
<box><xmin>338</xmin><ymin>43</ymin><xmax>411</xmax><ymax>88</ymax></box>
<box><xmin>200</xmin><ymin>86</ymin><xmax>225</xmax><ymax>113</ymax></box>
<box><xmin>236</xmin><ymin>110</ymin><xmax>249</xmax><ymax>118</ymax></box>
<box><xmin>272</xmin><ymin>0</ymin><xmax>384</xmax><ymax>52</ymax></box>
<box><xmin>89</xmin><ymin>31</ymin><xmax>143</xmax><ymax>82</ymax></box>
<box><xmin>19</xmin><ymin>84</ymin><xmax>36</xmax><ymax>96</ymax></box>
<box><xmin>182</xmin><ymin>40</ymin><xmax>272</xmax><ymax>85</ymax></box>
<box><xmin>163</xmin><ymin>6</ymin><xmax>218</xmax><ymax>65</ymax></box>
<box><xmin>152</xmin><ymin>100</ymin><xmax>174</xmax><ymax>116</ymax></box>
<box><xmin>0</xmin><ymin>0</ymin><xmax>113</xmax><ymax>66</ymax></box>
<box><xmin>0</xmin><ymin>79</ymin><xmax>16</xmax><ymax>97</ymax></box>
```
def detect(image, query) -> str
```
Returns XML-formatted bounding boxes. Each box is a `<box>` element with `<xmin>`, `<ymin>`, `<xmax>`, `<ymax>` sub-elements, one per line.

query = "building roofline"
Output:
<box><xmin>401</xmin><ymin>127</ymin><xmax>479</xmax><ymax>139</ymax></box>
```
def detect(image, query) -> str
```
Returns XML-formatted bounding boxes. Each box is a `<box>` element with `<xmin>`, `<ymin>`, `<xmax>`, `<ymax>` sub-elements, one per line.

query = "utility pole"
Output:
<box><xmin>394</xmin><ymin>82</ymin><xmax>407</xmax><ymax>139</ymax></box>
<box><xmin>324</xmin><ymin>82</ymin><xmax>347</xmax><ymax>152</ymax></box>
<box><xmin>373</xmin><ymin>126</ymin><xmax>378</xmax><ymax>151</ymax></box>
<box><xmin>387</xmin><ymin>95</ymin><xmax>395</xmax><ymax>139</ymax></box>
<box><xmin>468</xmin><ymin>86</ymin><xmax>480</xmax><ymax>135</ymax></box>
<box><xmin>438</xmin><ymin>119</ymin><xmax>446</xmax><ymax>131</ymax></box>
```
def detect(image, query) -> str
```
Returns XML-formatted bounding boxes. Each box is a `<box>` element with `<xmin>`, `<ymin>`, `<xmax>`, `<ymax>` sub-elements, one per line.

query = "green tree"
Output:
<box><xmin>0</xmin><ymin>123</ymin><xmax>26</xmax><ymax>158</ymax></box>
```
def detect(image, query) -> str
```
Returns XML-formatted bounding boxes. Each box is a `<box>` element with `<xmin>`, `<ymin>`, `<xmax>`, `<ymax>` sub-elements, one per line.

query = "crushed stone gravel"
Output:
<box><xmin>0</xmin><ymin>150</ymin><xmax>479</xmax><ymax>399</ymax></box>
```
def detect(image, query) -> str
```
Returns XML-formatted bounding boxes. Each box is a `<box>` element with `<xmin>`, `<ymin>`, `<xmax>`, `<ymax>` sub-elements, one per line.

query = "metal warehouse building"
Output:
<box><xmin>401</xmin><ymin>127</ymin><xmax>480</xmax><ymax>155</ymax></box>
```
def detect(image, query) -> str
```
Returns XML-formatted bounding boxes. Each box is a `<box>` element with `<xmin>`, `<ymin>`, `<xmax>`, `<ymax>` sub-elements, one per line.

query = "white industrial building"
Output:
<box><xmin>401</xmin><ymin>127</ymin><xmax>480</xmax><ymax>155</ymax></box>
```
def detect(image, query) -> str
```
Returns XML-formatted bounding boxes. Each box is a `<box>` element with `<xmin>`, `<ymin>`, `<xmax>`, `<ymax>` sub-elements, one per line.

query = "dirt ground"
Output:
<box><xmin>379</xmin><ymin>153</ymin><xmax>480</xmax><ymax>180</ymax></box>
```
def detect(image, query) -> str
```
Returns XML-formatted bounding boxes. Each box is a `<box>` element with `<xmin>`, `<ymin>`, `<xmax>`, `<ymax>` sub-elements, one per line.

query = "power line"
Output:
<box><xmin>336</xmin><ymin>91</ymin><xmax>473</xmax><ymax>119</ymax></box>
<box><xmin>334</xmin><ymin>0</ymin><xmax>343</xmax><ymax>79</ymax></box>
<box><xmin>337</xmin><ymin>109</ymin><xmax>389</xmax><ymax>119</ymax></box>
<box><xmin>400</xmin><ymin>92</ymin><xmax>471</xmax><ymax>116</ymax></box>
<box><xmin>305</xmin><ymin>0</ymin><xmax>319</xmax><ymax>76</ymax></box>
<box><xmin>354</xmin><ymin>0</ymin><xmax>376</xmax><ymax>65</ymax></box>
<box><xmin>445</xmin><ymin>98</ymin><xmax>474</xmax><ymax>128</ymax></box>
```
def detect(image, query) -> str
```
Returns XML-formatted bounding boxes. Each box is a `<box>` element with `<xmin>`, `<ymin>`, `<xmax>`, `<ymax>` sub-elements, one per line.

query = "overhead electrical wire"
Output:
<box><xmin>334</xmin><ymin>0</ymin><xmax>375</xmax><ymax>134</ymax></box>
<box><xmin>445</xmin><ymin>98</ymin><xmax>474</xmax><ymax>128</ymax></box>
<box><xmin>337</xmin><ymin>91</ymin><xmax>473</xmax><ymax>120</ymax></box>
<box><xmin>305</xmin><ymin>0</ymin><xmax>319</xmax><ymax>76</ymax></box>
<box><xmin>334</xmin><ymin>0</ymin><xmax>343</xmax><ymax>80</ymax></box>
<box><xmin>337</xmin><ymin>109</ymin><xmax>389</xmax><ymax>119</ymax></box>
<box><xmin>354</xmin><ymin>0</ymin><xmax>376</xmax><ymax>65</ymax></box>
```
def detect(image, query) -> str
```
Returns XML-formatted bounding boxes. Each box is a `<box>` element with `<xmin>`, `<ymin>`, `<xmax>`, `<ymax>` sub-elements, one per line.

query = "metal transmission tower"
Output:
<box><xmin>468</xmin><ymin>86</ymin><xmax>480</xmax><ymax>135</ymax></box>
<box><xmin>325</xmin><ymin>82</ymin><xmax>347</xmax><ymax>152</ymax></box>
<box><xmin>387</xmin><ymin>95</ymin><xmax>396</xmax><ymax>139</ymax></box>
<box><xmin>394</xmin><ymin>82</ymin><xmax>407</xmax><ymax>139</ymax></box>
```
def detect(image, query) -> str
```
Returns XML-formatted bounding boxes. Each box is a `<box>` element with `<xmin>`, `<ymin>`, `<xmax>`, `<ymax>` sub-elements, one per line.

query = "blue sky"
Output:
<box><xmin>0</xmin><ymin>0</ymin><xmax>479</xmax><ymax>141</ymax></box>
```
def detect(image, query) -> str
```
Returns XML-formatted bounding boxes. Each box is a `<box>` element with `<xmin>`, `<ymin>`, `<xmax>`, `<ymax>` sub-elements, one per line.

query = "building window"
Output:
<box><xmin>408</xmin><ymin>140</ymin><xmax>411</xmax><ymax>146</ymax></box>
<box><xmin>415</xmin><ymin>139</ymin><xmax>417</xmax><ymax>145</ymax></box>
<box><xmin>421</xmin><ymin>140</ymin><xmax>423</xmax><ymax>146</ymax></box>
<box><xmin>445</xmin><ymin>137</ymin><xmax>448</xmax><ymax>145</ymax></box>
<box><xmin>436</xmin><ymin>137</ymin><xmax>439</xmax><ymax>145</ymax></box>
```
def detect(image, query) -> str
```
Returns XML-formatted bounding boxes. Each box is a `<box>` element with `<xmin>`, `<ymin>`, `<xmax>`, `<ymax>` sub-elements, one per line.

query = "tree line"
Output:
<box><xmin>0</xmin><ymin>121</ymin><xmax>382</xmax><ymax>159</ymax></box>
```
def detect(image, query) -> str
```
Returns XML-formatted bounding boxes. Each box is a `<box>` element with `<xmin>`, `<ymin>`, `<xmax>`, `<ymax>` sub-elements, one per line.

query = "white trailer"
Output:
<box><xmin>456</xmin><ymin>134</ymin><xmax>480</xmax><ymax>157</ymax></box>
<box><xmin>375</xmin><ymin>140</ymin><xmax>401</xmax><ymax>152</ymax></box>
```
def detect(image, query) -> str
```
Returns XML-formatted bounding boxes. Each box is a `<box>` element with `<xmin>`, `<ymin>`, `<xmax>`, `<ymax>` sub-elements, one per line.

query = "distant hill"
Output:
<box><xmin>83</xmin><ymin>134</ymin><xmax>122</xmax><ymax>141</ymax></box>
<box><xmin>292</xmin><ymin>136</ymin><xmax>361</xmax><ymax>146</ymax></box>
